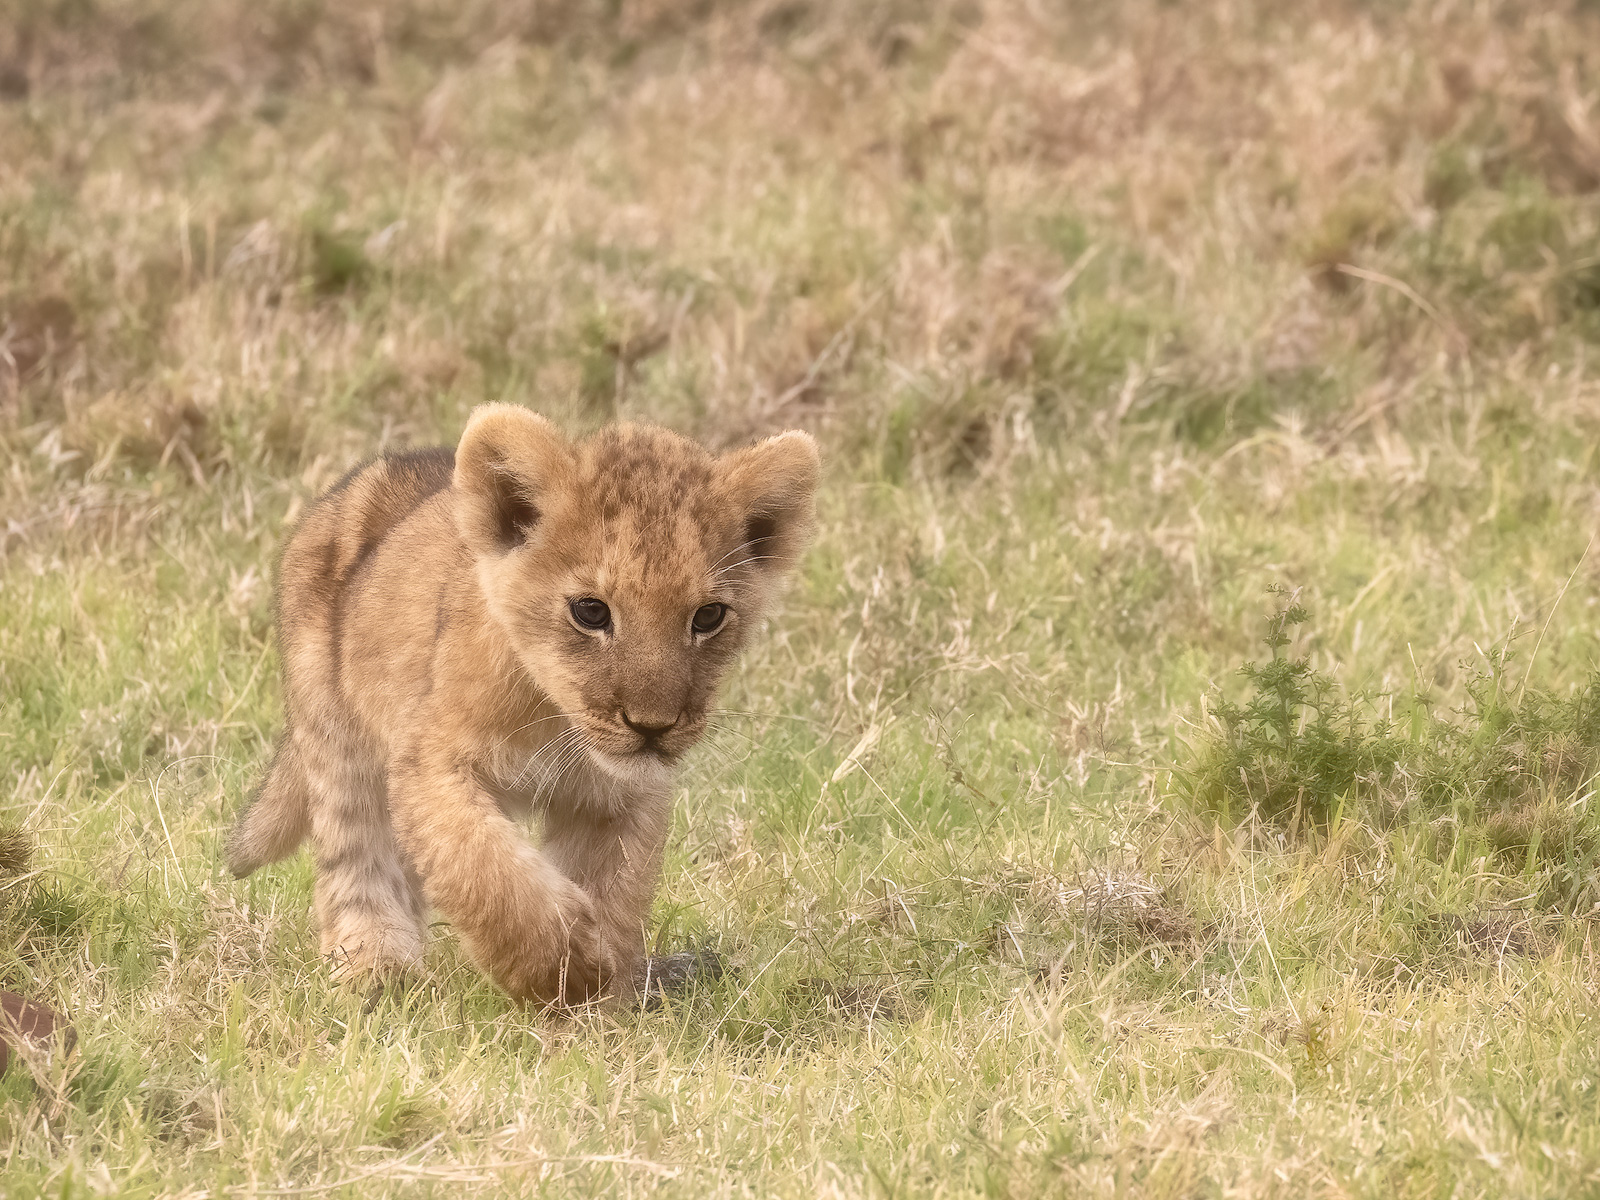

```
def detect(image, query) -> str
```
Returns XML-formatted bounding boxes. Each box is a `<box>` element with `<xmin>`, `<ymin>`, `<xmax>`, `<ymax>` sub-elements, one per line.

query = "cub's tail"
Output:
<box><xmin>226</xmin><ymin>738</ymin><xmax>311</xmax><ymax>878</ymax></box>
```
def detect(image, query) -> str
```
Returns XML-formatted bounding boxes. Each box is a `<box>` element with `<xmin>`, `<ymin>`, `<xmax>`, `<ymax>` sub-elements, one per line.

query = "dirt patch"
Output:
<box><xmin>0</xmin><ymin>824</ymin><xmax>31</xmax><ymax>876</ymax></box>
<box><xmin>997</xmin><ymin>866</ymin><xmax>1215</xmax><ymax>977</ymax></box>
<box><xmin>1429</xmin><ymin>912</ymin><xmax>1550</xmax><ymax>961</ymax></box>
<box><xmin>784</xmin><ymin>976</ymin><xmax>904</xmax><ymax>1023</ymax></box>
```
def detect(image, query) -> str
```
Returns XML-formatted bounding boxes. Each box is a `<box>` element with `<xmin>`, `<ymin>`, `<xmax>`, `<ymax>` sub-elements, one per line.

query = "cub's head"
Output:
<box><xmin>453</xmin><ymin>404</ymin><xmax>819</xmax><ymax>783</ymax></box>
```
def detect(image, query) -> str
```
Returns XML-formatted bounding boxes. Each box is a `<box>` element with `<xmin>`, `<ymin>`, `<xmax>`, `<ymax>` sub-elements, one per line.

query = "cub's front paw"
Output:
<box><xmin>492</xmin><ymin>877</ymin><xmax>609</xmax><ymax>1005</ymax></box>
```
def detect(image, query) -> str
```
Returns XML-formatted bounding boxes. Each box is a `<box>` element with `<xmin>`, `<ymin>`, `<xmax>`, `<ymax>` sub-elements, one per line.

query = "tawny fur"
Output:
<box><xmin>227</xmin><ymin>407</ymin><xmax>818</xmax><ymax>1003</ymax></box>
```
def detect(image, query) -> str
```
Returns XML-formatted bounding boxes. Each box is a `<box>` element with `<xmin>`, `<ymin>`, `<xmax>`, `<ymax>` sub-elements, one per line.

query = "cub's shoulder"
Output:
<box><xmin>323</xmin><ymin>446</ymin><xmax>457</xmax><ymax>533</ymax></box>
<box><xmin>288</xmin><ymin>447</ymin><xmax>456</xmax><ymax>570</ymax></box>
<box><xmin>276</xmin><ymin>447</ymin><xmax>462</xmax><ymax>646</ymax></box>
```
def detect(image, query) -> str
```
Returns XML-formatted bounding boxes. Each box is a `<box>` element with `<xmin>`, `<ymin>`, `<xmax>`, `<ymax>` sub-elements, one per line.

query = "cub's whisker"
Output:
<box><xmin>510</xmin><ymin>726</ymin><xmax>588</xmax><ymax>793</ymax></box>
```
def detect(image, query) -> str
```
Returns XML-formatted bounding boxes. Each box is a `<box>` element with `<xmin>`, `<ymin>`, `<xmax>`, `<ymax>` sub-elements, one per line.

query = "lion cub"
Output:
<box><xmin>227</xmin><ymin>405</ymin><xmax>818</xmax><ymax>1003</ymax></box>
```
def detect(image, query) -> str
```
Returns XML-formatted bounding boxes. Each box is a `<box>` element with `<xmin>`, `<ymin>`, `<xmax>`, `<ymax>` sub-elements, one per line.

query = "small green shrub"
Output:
<box><xmin>1415</xmin><ymin>649</ymin><xmax>1600</xmax><ymax>812</ymax></box>
<box><xmin>1175</xmin><ymin>591</ymin><xmax>1407</xmax><ymax>825</ymax></box>
<box><xmin>1177</xmin><ymin>593</ymin><xmax>1600</xmax><ymax>856</ymax></box>
<box><xmin>1424</xmin><ymin>142</ymin><xmax>1480</xmax><ymax>211</ymax></box>
<box><xmin>308</xmin><ymin>225</ymin><xmax>372</xmax><ymax>297</ymax></box>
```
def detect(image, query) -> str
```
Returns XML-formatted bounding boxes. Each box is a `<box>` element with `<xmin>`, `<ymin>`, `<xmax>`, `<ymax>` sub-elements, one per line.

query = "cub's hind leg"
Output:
<box><xmin>301</xmin><ymin>728</ymin><xmax>427</xmax><ymax>982</ymax></box>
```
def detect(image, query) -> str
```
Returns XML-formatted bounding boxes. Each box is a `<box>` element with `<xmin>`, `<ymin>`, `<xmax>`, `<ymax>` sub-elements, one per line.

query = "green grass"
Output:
<box><xmin>6</xmin><ymin>0</ymin><xmax>1600</xmax><ymax>1194</ymax></box>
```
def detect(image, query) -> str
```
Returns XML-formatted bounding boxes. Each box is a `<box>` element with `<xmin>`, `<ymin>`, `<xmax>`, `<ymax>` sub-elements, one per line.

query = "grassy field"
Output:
<box><xmin>5</xmin><ymin>0</ymin><xmax>1600</xmax><ymax>1194</ymax></box>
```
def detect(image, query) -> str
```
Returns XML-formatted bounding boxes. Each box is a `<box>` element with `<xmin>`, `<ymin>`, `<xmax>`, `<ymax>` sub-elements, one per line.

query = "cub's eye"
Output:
<box><xmin>569</xmin><ymin>598</ymin><xmax>611</xmax><ymax>631</ymax></box>
<box><xmin>692</xmin><ymin>603</ymin><xmax>727</xmax><ymax>635</ymax></box>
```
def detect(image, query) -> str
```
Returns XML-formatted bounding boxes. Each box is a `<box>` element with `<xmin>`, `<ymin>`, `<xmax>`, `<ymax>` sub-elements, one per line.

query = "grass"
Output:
<box><xmin>5</xmin><ymin>0</ymin><xmax>1600</xmax><ymax>1194</ymax></box>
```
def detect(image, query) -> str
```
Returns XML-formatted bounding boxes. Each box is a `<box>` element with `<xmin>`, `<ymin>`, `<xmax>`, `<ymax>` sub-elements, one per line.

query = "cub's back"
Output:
<box><xmin>276</xmin><ymin>447</ymin><xmax>457</xmax><ymax>701</ymax></box>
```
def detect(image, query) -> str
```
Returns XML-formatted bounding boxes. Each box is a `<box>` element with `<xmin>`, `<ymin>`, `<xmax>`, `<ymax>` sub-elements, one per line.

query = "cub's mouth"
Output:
<box><xmin>573</xmin><ymin>708</ymin><xmax>707</xmax><ymax>784</ymax></box>
<box><xmin>585</xmin><ymin>713</ymin><xmax>699</xmax><ymax>763</ymax></box>
<box><xmin>588</xmin><ymin>746</ymin><xmax>676</xmax><ymax>786</ymax></box>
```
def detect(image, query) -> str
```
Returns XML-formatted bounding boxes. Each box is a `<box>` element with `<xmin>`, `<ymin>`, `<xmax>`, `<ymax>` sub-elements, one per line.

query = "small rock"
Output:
<box><xmin>639</xmin><ymin>949</ymin><xmax>726</xmax><ymax>1008</ymax></box>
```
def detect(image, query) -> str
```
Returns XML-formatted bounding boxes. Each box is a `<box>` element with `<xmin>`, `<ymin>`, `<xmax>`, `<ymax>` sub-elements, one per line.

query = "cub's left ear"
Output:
<box><xmin>719</xmin><ymin>430</ymin><xmax>821</xmax><ymax>578</ymax></box>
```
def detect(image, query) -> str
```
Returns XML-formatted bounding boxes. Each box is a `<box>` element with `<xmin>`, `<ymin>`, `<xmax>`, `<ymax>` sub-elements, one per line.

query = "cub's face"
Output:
<box><xmin>453</xmin><ymin>407</ymin><xmax>819</xmax><ymax>784</ymax></box>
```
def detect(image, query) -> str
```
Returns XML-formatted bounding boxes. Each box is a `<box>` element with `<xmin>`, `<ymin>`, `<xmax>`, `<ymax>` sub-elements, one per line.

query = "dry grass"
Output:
<box><xmin>5</xmin><ymin>0</ymin><xmax>1600</xmax><ymax>1195</ymax></box>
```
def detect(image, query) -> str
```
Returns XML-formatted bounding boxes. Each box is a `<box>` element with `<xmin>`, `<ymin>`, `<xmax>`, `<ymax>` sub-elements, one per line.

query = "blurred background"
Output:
<box><xmin>8</xmin><ymin>0</ymin><xmax>1600</xmax><ymax>715</ymax></box>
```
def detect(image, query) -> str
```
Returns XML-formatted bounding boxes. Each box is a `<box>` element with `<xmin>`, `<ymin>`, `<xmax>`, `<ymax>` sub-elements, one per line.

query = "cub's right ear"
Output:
<box><xmin>718</xmin><ymin>430</ymin><xmax>821</xmax><ymax>580</ymax></box>
<box><xmin>453</xmin><ymin>404</ymin><xmax>572</xmax><ymax>555</ymax></box>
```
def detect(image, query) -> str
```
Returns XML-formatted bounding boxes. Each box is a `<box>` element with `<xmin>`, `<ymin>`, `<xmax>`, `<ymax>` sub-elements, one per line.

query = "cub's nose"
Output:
<box><xmin>622</xmin><ymin>713</ymin><xmax>678</xmax><ymax>741</ymax></box>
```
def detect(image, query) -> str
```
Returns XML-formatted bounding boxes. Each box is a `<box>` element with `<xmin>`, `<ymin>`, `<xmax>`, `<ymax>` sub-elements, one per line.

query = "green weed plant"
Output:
<box><xmin>1178</xmin><ymin>590</ymin><xmax>1408</xmax><ymax>828</ymax></box>
<box><xmin>1182</xmin><ymin>594</ymin><xmax>1600</xmax><ymax>909</ymax></box>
